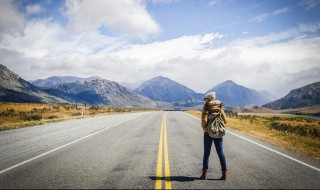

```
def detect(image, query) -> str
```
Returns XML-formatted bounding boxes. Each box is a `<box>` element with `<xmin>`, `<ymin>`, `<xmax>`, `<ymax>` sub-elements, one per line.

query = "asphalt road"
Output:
<box><xmin>0</xmin><ymin>111</ymin><xmax>319</xmax><ymax>189</ymax></box>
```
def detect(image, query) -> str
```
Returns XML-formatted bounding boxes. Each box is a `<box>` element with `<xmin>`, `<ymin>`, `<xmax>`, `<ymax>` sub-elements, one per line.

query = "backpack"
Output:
<box><xmin>206</xmin><ymin>108</ymin><xmax>226</xmax><ymax>138</ymax></box>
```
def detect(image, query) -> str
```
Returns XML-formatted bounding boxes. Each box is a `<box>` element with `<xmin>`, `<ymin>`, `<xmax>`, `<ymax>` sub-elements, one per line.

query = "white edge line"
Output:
<box><xmin>0</xmin><ymin>113</ymin><xmax>146</xmax><ymax>175</ymax></box>
<box><xmin>183</xmin><ymin>112</ymin><xmax>320</xmax><ymax>172</ymax></box>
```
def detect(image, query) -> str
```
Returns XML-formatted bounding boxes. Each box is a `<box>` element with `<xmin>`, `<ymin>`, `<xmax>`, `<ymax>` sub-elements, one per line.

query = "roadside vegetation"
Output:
<box><xmin>186</xmin><ymin>110</ymin><xmax>320</xmax><ymax>165</ymax></box>
<box><xmin>0</xmin><ymin>103</ymin><xmax>153</xmax><ymax>131</ymax></box>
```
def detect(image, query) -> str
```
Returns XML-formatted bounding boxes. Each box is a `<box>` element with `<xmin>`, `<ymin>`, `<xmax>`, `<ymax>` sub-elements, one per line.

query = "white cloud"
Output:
<box><xmin>272</xmin><ymin>7</ymin><xmax>290</xmax><ymax>15</ymax></box>
<box><xmin>1</xmin><ymin>4</ymin><xmax>319</xmax><ymax>99</ymax></box>
<box><xmin>0</xmin><ymin>0</ymin><xmax>26</xmax><ymax>34</ymax></box>
<box><xmin>108</xmin><ymin>23</ymin><xmax>320</xmax><ymax>97</ymax></box>
<box><xmin>235</xmin><ymin>22</ymin><xmax>320</xmax><ymax>47</ymax></box>
<box><xmin>112</xmin><ymin>33</ymin><xmax>224</xmax><ymax>65</ymax></box>
<box><xmin>251</xmin><ymin>7</ymin><xmax>290</xmax><ymax>22</ymax></box>
<box><xmin>151</xmin><ymin>0</ymin><xmax>179</xmax><ymax>4</ymax></box>
<box><xmin>298</xmin><ymin>0</ymin><xmax>320</xmax><ymax>10</ymax></box>
<box><xmin>207</xmin><ymin>0</ymin><xmax>222</xmax><ymax>6</ymax></box>
<box><xmin>0</xmin><ymin>19</ymin><xmax>126</xmax><ymax>59</ymax></box>
<box><xmin>64</xmin><ymin>0</ymin><xmax>161</xmax><ymax>40</ymax></box>
<box><xmin>26</xmin><ymin>4</ymin><xmax>45</xmax><ymax>15</ymax></box>
<box><xmin>229</xmin><ymin>37</ymin><xmax>320</xmax><ymax>94</ymax></box>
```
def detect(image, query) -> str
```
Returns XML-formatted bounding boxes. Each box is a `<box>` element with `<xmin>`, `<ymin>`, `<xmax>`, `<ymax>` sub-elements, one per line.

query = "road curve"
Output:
<box><xmin>0</xmin><ymin>111</ymin><xmax>319</xmax><ymax>189</ymax></box>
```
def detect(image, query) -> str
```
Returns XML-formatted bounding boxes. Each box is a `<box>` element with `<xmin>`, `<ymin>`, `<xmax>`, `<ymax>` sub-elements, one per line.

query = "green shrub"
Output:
<box><xmin>296</xmin><ymin>125</ymin><xmax>307</xmax><ymax>136</ymax></box>
<box><xmin>47</xmin><ymin>115</ymin><xmax>58</xmax><ymax>119</ymax></box>
<box><xmin>30</xmin><ymin>114</ymin><xmax>42</xmax><ymax>120</ymax></box>
<box><xmin>89</xmin><ymin>105</ymin><xmax>101</xmax><ymax>110</ymax></box>
<box><xmin>52</xmin><ymin>105</ymin><xmax>60</xmax><ymax>109</ymax></box>
<box><xmin>0</xmin><ymin>108</ymin><xmax>15</xmax><ymax>117</ymax></box>
<box><xmin>62</xmin><ymin>105</ymin><xmax>69</xmax><ymax>110</ymax></box>
<box><xmin>31</xmin><ymin>108</ymin><xmax>39</xmax><ymax>114</ymax></box>
<box><xmin>309</xmin><ymin>128</ymin><xmax>320</xmax><ymax>138</ymax></box>
<box><xmin>71</xmin><ymin>112</ymin><xmax>82</xmax><ymax>116</ymax></box>
<box><xmin>19</xmin><ymin>112</ymin><xmax>42</xmax><ymax>121</ymax></box>
<box><xmin>268</xmin><ymin>122</ymin><xmax>315</xmax><ymax>137</ymax></box>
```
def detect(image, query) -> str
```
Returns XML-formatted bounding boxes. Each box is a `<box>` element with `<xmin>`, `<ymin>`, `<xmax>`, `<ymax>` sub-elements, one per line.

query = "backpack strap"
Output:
<box><xmin>204</xmin><ymin>103</ymin><xmax>210</xmax><ymax>115</ymax></box>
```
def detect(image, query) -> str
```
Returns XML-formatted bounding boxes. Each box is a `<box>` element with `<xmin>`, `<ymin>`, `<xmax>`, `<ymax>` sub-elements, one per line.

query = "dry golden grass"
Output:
<box><xmin>0</xmin><ymin>103</ymin><xmax>153</xmax><ymax>131</ymax></box>
<box><xmin>279</xmin><ymin>105</ymin><xmax>320</xmax><ymax>114</ymax></box>
<box><xmin>238</xmin><ymin>112</ymin><xmax>310</xmax><ymax>118</ymax></box>
<box><xmin>186</xmin><ymin>110</ymin><xmax>320</xmax><ymax>165</ymax></box>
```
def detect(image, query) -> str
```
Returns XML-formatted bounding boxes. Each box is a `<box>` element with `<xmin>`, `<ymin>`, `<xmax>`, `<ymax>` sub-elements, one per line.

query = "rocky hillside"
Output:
<box><xmin>263</xmin><ymin>81</ymin><xmax>320</xmax><ymax>109</ymax></box>
<box><xmin>0</xmin><ymin>64</ymin><xmax>68</xmax><ymax>103</ymax></box>
<box><xmin>30</xmin><ymin>76</ymin><xmax>102</xmax><ymax>88</ymax></box>
<box><xmin>48</xmin><ymin>79</ymin><xmax>163</xmax><ymax>108</ymax></box>
<box><xmin>207</xmin><ymin>80</ymin><xmax>275</xmax><ymax>107</ymax></box>
<box><xmin>134</xmin><ymin>76</ymin><xmax>203</xmax><ymax>102</ymax></box>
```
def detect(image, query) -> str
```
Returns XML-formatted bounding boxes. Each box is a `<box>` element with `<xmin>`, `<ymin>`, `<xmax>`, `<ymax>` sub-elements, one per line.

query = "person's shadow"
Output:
<box><xmin>149</xmin><ymin>176</ymin><xmax>221</xmax><ymax>182</ymax></box>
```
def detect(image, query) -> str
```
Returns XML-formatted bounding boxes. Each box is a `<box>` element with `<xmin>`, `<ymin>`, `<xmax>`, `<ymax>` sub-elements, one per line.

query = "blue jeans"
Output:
<box><xmin>202</xmin><ymin>133</ymin><xmax>227</xmax><ymax>171</ymax></box>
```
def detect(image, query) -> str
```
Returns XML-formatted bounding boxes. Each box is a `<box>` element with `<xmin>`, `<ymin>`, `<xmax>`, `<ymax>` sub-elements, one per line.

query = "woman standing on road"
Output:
<box><xmin>199</xmin><ymin>92</ymin><xmax>228</xmax><ymax>180</ymax></box>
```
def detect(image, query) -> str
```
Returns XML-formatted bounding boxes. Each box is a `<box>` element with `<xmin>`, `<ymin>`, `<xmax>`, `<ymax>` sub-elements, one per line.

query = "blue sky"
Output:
<box><xmin>0</xmin><ymin>0</ymin><xmax>320</xmax><ymax>97</ymax></box>
<box><xmin>148</xmin><ymin>0</ymin><xmax>319</xmax><ymax>41</ymax></box>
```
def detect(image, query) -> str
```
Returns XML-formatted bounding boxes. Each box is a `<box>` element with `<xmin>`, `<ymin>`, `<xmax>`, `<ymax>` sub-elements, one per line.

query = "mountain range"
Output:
<box><xmin>0</xmin><ymin>65</ymin><xmax>67</xmax><ymax>104</ymax></box>
<box><xmin>1</xmin><ymin>64</ymin><xmax>318</xmax><ymax>110</ymax></box>
<box><xmin>206</xmin><ymin>80</ymin><xmax>276</xmax><ymax>107</ymax></box>
<box><xmin>45</xmin><ymin>79</ymin><xmax>160</xmax><ymax>108</ymax></box>
<box><xmin>263</xmin><ymin>81</ymin><xmax>320</xmax><ymax>109</ymax></box>
<box><xmin>0</xmin><ymin>64</ymin><xmax>165</xmax><ymax>108</ymax></box>
<box><xmin>30</xmin><ymin>76</ymin><xmax>103</xmax><ymax>88</ymax></box>
<box><xmin>133</xmin><ymin>77</ymin><xmax>275</xmax><ymax>107</ymax></box>
<box><xmin>134</xmin><ymin>76</ymin><xmax>203</xmax><ymax>103</ymax></box>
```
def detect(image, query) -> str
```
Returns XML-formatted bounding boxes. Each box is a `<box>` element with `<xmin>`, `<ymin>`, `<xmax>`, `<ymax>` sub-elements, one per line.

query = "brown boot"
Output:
<box><xmin>220</xmin><ymin>171</ymin><xmax>227</xmax><ymax>180</ymax></box>
<box><xmin>199</xmin><ymin>170</ymin><xmax>207</xmax><ymax>180</ymax></box>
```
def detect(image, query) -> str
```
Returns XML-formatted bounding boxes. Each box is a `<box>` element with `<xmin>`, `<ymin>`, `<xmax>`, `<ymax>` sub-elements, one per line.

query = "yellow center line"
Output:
<box><xmin>155</xmin><ymin>113</ymin><xmax>164</xmax><ymax>189</ymax></box>
<box><xmin>155</xmin><ymin>112</ymin><xmax>172</xmax><ymax>190</ymax></box>
<box><xmin>163</xmin><ymin>113</ymin><xmax>172</xmax><ymax>189</ymax></box>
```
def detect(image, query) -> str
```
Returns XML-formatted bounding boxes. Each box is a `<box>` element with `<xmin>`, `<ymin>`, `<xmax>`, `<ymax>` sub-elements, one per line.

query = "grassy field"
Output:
<box><xmin>238</xmin><ymin>112</ymin><xmax>319</xmax><ymax>119</ymax></box>
<box><xmin>186</xmin><ymin>110</ymin><xmax>320</xmax><ymax>165</ymax></box>
<box><xmin>0</xmin><ymin>103</ymin><xmax>153</xmax><ymax>131</ymax></box>
<box><xmin>279</xmin><ymin>106</ymin><xmax>320</xmax><ymax>115</ymax></box>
